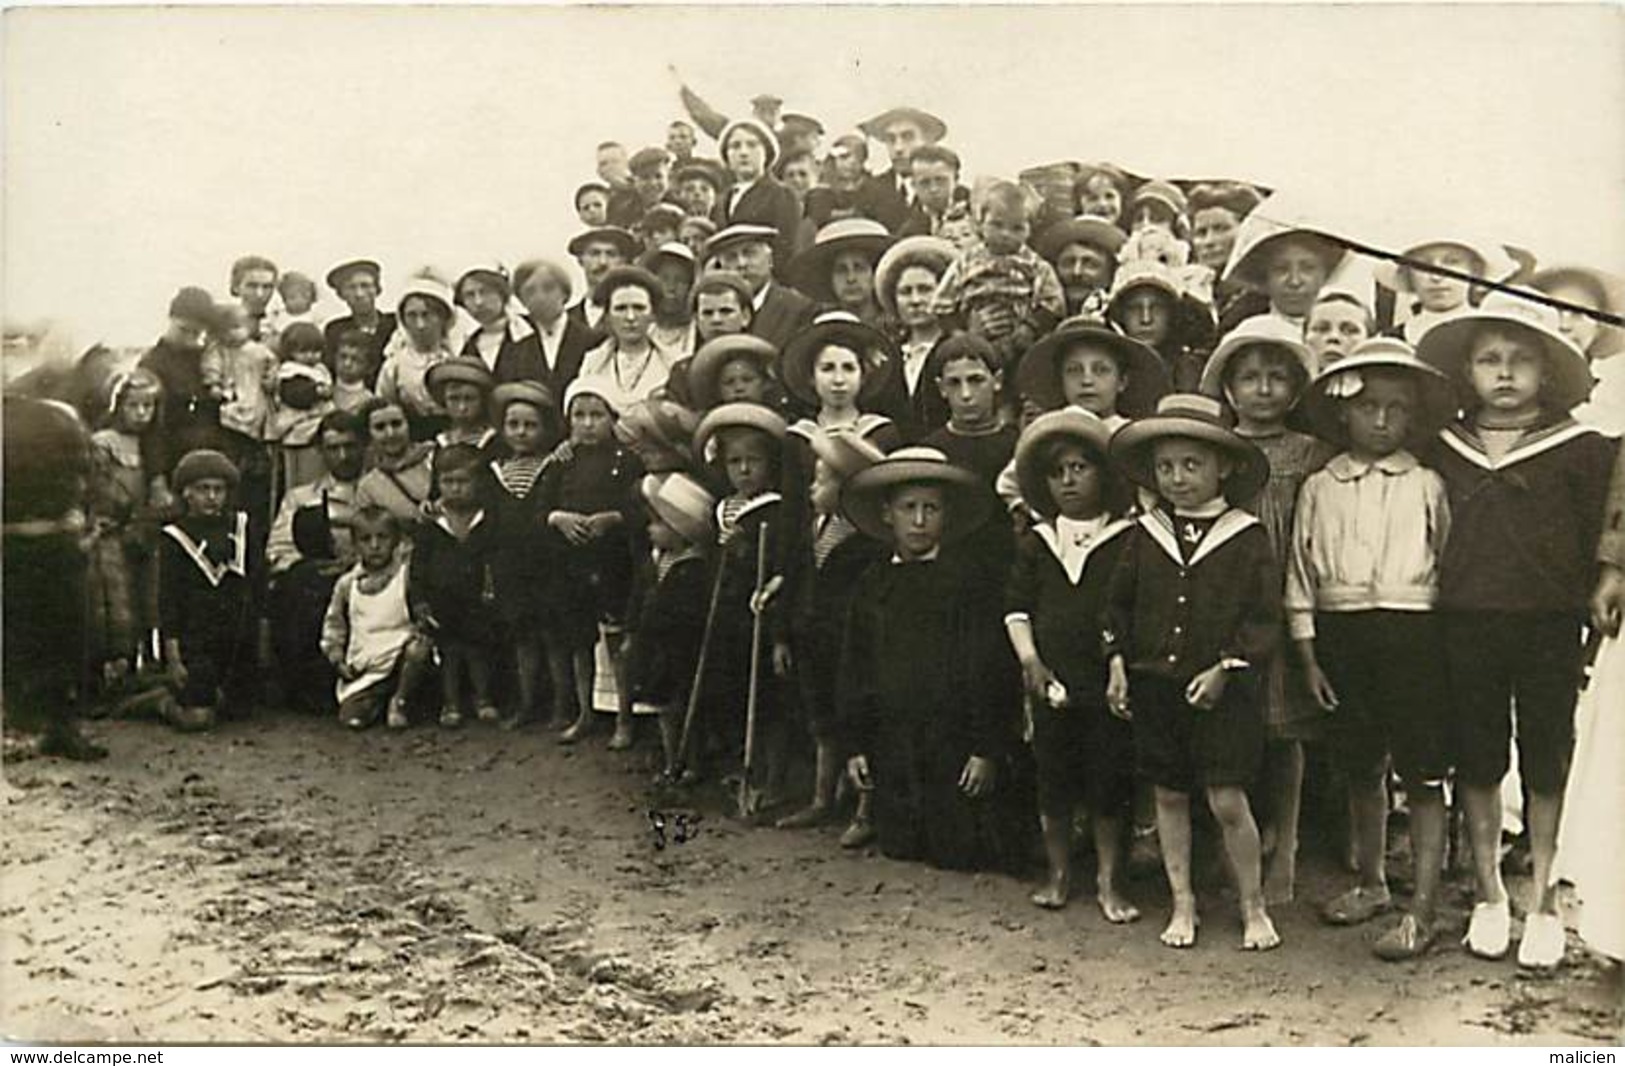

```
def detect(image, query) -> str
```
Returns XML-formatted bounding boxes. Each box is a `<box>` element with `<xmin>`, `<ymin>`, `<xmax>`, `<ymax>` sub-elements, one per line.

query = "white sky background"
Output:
<box><xmin>4</xmin><ymin>3</ymin><xmax>1623</xmax><ymax>350</ymax></box>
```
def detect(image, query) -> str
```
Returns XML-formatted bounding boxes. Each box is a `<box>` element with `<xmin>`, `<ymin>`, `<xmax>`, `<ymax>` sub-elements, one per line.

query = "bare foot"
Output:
<box><xmin>1242</xmin><ymin>905</ymin><xmax>1281</xmax><ymax>951</ymax></box>
<box><xmin>1097</xmin><ymin>886</ymin><xmax>1142</xmax><ymax>924</ymax></box>
<box><xmin>1160</xmin><ymin>899</ymin><xmax>1198</xmax><ymax>948</ymax></box>
<box><xmin>1030</xmin><ymin>876</ymin><xmax>1070</xmax><ymax>910</ymax></box>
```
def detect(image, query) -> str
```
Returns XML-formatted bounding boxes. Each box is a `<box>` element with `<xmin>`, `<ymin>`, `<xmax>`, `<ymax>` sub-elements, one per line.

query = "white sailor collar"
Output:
<box><xmin>1138</xmin><ymin>506</ymin><xmax>1259</xmax><ymax>568</ymax></box>
<box><xmin>1438</xmin><ymin>417</ymin><xmax>1595</xmax><ymax>472</ymax></box>
<box><xmin>161</xmin><ymin>511</ymin><xmax>249</xmax><ymax>587</ymax></box>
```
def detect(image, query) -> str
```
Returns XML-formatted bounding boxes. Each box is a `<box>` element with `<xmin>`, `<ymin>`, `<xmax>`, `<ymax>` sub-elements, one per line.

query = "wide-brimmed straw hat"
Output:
<box><xmin>1224</xmin><ymin>227</ymin><xmax>1347</xmax><ymax>289</ymax></box>
<box><xmin>693</xmin><ymin>401</ymin><xmax>790</xmax><ymax>460</ymax></box>
<box><xmin>1198</xmin><ymin>314</ymin><xmax>1318</xmax><ymax>398</ymax></box>
<box><xmin>780</xmin><ymin>311</ymin><xmax>898</xmax><ymax>408</ymax></box>
<box><xmin>1108</xmin><ymin>393</ymin><xmax>1270</xmax><ymax>504</ymax></box>
<box><xmin>1414</xmin><ymin>291</ymin><xmax>1594</xmax><ymax>412</ymax></box>
<box><xmin>785</xmin><ymin>219</ymin><xmax>895</xmax><ymax>303</ymax></box>
<box><xmin>567</xmin><ymin>226</ymin><xmax>641</xmax><ymax>260</ymax></box>
<box><xmin>640</xmin><ymin>472</ymin><xmax>716</xmax><ymax>544</ymax></box>
<box><xmin>1034</xmin><ymin>216</ymin><xmax>1128</xmax><ymax>264</ymax></box>
<box><xmin>325</xmin><ymin>259</ymin><xmax>382</xmax><ymax>292</ymax></box>
<box><xmin>719</xmin><ymin>118</ymin><xmax>781</xmax><ymax>170</ymax></box>
<box><xmin>614</xmin><ymin>398</ymin><xmax>701</xmax><ymax>461</ymax></box>
<box><xmin>703</xmin><ymin>223</ymin><xmax>779</xmax><ymax>262</ymax></box>
<box><xmin>1106</xmin><ymin>259</ymin><xmax>1217</xmax><ymax>349</ymax></box>
<box><xmin>841</xmin><ymin>446</ymin><xmax>990</xmax><ymax>545</ymax></box>
<box><xmin>1528</xmin><ymin>263</ymin><xmax>1625</xmax><ymax>357</ymax></box>
<box><xmin>1373</xmin><ymin>237</ymin><xmax>1518</xmax><ymax>294</ymax></box>
<box><xmin>172</xmin><ymin>448</ymin><xmax>240</xmax><ymax>491</ymax></box>
<box><xmin>1016</xmin><ymin>316</ymin><xmax>1170</xmax><ymax>418</ymax></box>
<box><xmin>1289</xmin><ymin>337</ymin><xmax>1458</xmax><ymax>449</ymax></box>
<box><xmin>873</xmin><ymin>236</ymin><xmax>957</xmax><ymax>318</ymax></box>
<box><xmin>424</xmin><ymin>357</ymin><xmax>495</xmax><ymax>404</ymax></box>
<box><xmin>858</xmin><ymin>106</ymin><xmax>947</xmax><ymax>145</ymax></box>
<box><xmin>491</xmin><ymin>380</ymin><xmax>557</xmax><ymax>418</ymax></box>
<box><xmin>1014</xmin><ymin>409</ymin><xmax>1117</xmax><ymax>519</ymax></box>
<box><xmin>807</xmin><ymin>426</ymin><xmax>889</xmax><ymax>483</ymax></box>
<box><xmin>689</xmin><ymin>335</ymin><xmax>780</xmax><ymax>409</ymax></box>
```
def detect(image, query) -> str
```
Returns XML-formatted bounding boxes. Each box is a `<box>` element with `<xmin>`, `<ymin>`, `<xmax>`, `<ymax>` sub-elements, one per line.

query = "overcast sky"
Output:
<box><xmin>4</xmin><ymin>3</ymin><xmax>1622</xmax><ymax>349</ymax></box>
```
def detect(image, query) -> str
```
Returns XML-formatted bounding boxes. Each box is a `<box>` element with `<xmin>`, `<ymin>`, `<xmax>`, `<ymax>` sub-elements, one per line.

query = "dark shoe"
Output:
<box><xmin>38</xmin><ymin>726</ymin><xmax>108</xmax><ymax>762</ymax></box>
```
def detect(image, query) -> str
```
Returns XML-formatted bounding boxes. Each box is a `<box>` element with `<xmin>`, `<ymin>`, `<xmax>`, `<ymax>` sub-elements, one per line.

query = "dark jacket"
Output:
<box><xmin>722</xmin><ymin>176</ymin><xmax>802</xmax><ymax>277</ymax></box>
<box><xmin>749</xmin><ymin>283</ymin><xmax>818</xmax><ymax>353</ymax></box>
<box><xmin>1006</xmin><ymin>517</ymin><xmax>1133</xmax><ymax>702</ymax></box>
<box><xmin>867</xmin><ymin>333</ymin><xmax>953</xmax><ymax>443</ymax></box>
<box><xmin>408</xmin><ymin>509</ymin><xmax>500</xmax><ymax>646</ymax></box>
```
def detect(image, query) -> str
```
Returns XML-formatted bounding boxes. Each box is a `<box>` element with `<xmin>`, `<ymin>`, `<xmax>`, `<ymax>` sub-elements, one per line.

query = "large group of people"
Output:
<box><xmin>8</xmin><ymin>85</ymin><xmax>1625</xmax><ymax>976</ymax></box>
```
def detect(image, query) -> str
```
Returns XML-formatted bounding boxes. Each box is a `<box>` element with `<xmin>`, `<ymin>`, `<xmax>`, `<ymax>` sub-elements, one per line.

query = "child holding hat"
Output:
<box><xmin>425</xmin><ymin>357</ymin><xmax>498</xmax><ymax>454</ymax></box>
<box><xmin>1416</xmin><ymin>292</ymin><xmax>1615</xmax><ymax>967</ymax></box>
<box><xmin>837</xmin><ymin>446</ymin><xmax>1022</xmax><ymax>871</ymax></box>
<box><xmin>1283</xmin><ymin>338</ymin><xmax>1456</xmax><ymax>959</ymax></box>
<box><xmin>1005</xmin><ymin>410</ymin><xmax>1138</xmax><ymax>916</ymax></box>
<box><xmin>158</xmin><ymin>449</ymin><xmax>258</xmax><ymax>732</ymax></box>
<box><xmin>1103</xmin><ymin>394</ymin><xmax>1282</xmax><ymax>951</ymax></box>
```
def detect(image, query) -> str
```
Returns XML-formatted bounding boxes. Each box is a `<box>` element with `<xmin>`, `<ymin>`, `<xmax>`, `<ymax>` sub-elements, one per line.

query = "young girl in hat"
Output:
<box><xmin>1005</xmin><ymin>410</ymin><xmax>1139</xmax><ymax>916</ymax></box>
<box><xmin>1284</xmin><ymin>338</ymin><xmax>1457</xmax><ymax>959</ymax></box>
<box><xmin>1103</xmin><ymin>394</ymin><xmax>1282</xmax><ymax>951</ymax></box>
<box><xmin>838</xmin><ymin>446</ymin><xmax>1024</xmax><ymax>872</ymax></box>
<box><xmin>458</xmin><ymin>264</ymin><xmax>546</xmax><ymax>386</ymax></box>
<box><xmin>487</xmin><ymin>380</ymin><xmax>564</xmax><ymax>728</ymax></box>
<box><xmin>1221</xmin><ymin>225</ymin><xmax>1347</xmax><ymax>338</ymax></box>
<box><xmin>425</xmin><ymin>357</ymin><xmax>499</xmax><ymax>454</ymax></box>
<box><xmin>546</xmin><ymin>378</ymin><xmax>644</xmax><ymax>750</ymax></box>
<box><xmin>409</xmin><ymin>444</ymin><xmax>501</xmax><ymax>729</ymax></box>
<box><xmin>1199</xmin><ymin>314</ymin><xmax>1333</xmax><ymax>904</ymax></box>
<box><xmin>773</xmin><ymin>429</ymin><xmax>889</xmax><ymax>836</ymax></box>
<box><xmin>1376</xmin><ymin>237</ymin><xmax>1516</xmax><ymax>346</ymax></box>
<box><xmin>1106</xmin><ymin>260</ymin><xmax>1217</xmax><ymax>394</ymax></box>
<box><xmin>1416</xmin><ymin>293</ymin><xmax>1615</xmax><ymax>968</ymax></box>
<box><xmin>682</xmin><ymin>334</ymin><xmax>789</xmax><ymax>418</ymax></box>
<box><xmin>158</xmin><ymin>449</ymin><xmax>259</xmax><ymax>732</ymax></box>
<box><xmin>379</xmin><ymin>274</ymin><xmax>459</xmax><ymax>440</ymax></box>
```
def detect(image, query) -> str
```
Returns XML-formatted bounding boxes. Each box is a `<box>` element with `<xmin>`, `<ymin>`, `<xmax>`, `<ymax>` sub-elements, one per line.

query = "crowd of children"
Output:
<box><xmin>46</xmin><ymin>94</ymin><xmax>1625</xmax><ymax>973</ymax></box>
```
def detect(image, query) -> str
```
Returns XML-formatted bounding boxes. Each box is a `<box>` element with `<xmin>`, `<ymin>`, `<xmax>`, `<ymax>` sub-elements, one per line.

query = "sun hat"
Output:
<box><xmin>424</xmin><ymin>357</ymin><xmax>495</xmax><ymax>405</ymax></box>
<box><xmin>1014</xmin><ymin>408</ymin><xmax>1117</xmax><ymax>519</ymax></box>
<box><xmin>1034</xmin><ymin>216</ymin><xmax>1128</xmax><ymax>264</ymax></box>
<box><xmin>1198</xmin><ymin>314</ymin><xmax>1318</xmax><ymax>398</ymax></box>
<box><xmin>807</xmin><ymin>426</ymin><xmax>889</xmax><ymax>483</ymax></box>
<box><xmin>1413</xmin><ymin>291</ymin><xmax>1594</xmax><ymax>412</ymax></box>
<box><xmin>455</xmin><ymin>264</ymin><xmax>512</xmax><ymax>305</ymax></box>
<box><xmin>858</xmin><ymin>106</ymin><xmax>947</xmax><ymax>145</ymax></box>
<box><xmin>325</xmin><ymin>259</ymin><xmax>382</xmax><ymax>293</ymax></box>
<box><xmin>640</xmin><ymin>471</ymin><xmax>716</xmax><ymax>544</ymax></box>
<box><xmin>689</xmin><ymin>335</ymin><xmax>780</xmax><ymax>409</ymax></box>
<box><xmin>172</xmin><ymin>448</ymin><xmax>240</xmax><ymax>492</ymax></box>
<box><xmin>1289</xmin><ymin>337</ymin><xmax>1458</xmax><ymax>449</ymax></box>
<box><xmin>841</xmin><ymin>446</ymin><xmax>991</xmax><ymax>545</ymax></box>
<box><xmin>873</xmin><ymin>235</ymin><xmax>957</xmax><ymax>318</ymax></box>
<box><xmin>395</xmin><ymin>274</ymin><xmax>457</xmax><ymax>320</ymax></box>
<box><xmin>1107</xmin><ymin>393</ymin><xmax>1270</xmax><ymax>504</ymax></box>
<box><xmin>491</xmin><ymin>380</ymin><xmax>557</xmax><ymax>420</ymax></box>
<box><xmin>693</xmin><ymin>401</ymin><xmax>790</xmax><ymax>460</ymax></box>
<box><xmin>1224</xmin><ymin>226</ymin><xmax>1346</xmax><ymax>289</ymax></box>
<box><xmin>703</xmin><ymin>223</ymin><xmax>779</xmax><ymax>262</ymax></box>
<box><xmin>785</xmin><ymin>218</ymin><xmax>895</xmax><ymax>303</ymax></box>
<box><xmin>628</xmin><ymin>146</ymin><xmax>673</xmax><ymax>175</ymax></box>
<box><xmin>167</xmin><ymin>286</ymin><xmax>218</xmax><ymax>325</ymax></box>
<box><xmin>1528</xmin><ymin>264</ymin><xmax>1625</xmax><ymax>357</ymax></box>
<box><xmin>719</xmin><ymin>119</ymin><xmax>781</xmax><ymax>170</ymax></box>
<box><xmin>592</xmin><ymin>265</ymin><xmax>665</xmax><ymax>310</ymax></box>
<box><xmin>780</xmin><ymin>311</ymin><xmax>898</xmax><ymax>408</ymax></box>
<box><xmin>1374</xmin><ymin>237</ymin><xmax>1518</xmax><ymax>294</ymax></box>
<box><xmin>613</xmin><ymin>398</ymin><xmax>701</xmax><ymax>461</ymax></box>
<box><xmin>1016</xmin><ymin>316</ymin><xmax>1170</xmax><ymax>418</ymax></box>
<box><xmin>563</xmin><ymin>375</ymin><xmax>623</xmax><ymax>416</ymax></box>
<box><xmin>567</xmin><ymin>226</ymin><xmax>641</xmax><ymax>261</ymax></box>
<box><xmin>1106</xmin><ymin>259</ymin><xmax>1218</xmax><ymax>348</ymax></box>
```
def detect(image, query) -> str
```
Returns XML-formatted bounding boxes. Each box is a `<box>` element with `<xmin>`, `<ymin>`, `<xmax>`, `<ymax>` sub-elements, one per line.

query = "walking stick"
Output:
<box><xmin>738</xmin><ymin>521</ymin><xmax>770</xmax><ymax>819</ymax></box>
<box><xmin>674</xmin><ymin>548</ymin><xmax>729</xmax><ymax>776</ymax></box>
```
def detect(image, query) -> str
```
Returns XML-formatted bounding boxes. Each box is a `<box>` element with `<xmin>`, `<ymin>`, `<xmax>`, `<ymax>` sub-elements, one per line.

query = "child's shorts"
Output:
<box><xmin>1444</xmin><ymin>611</ymin><xmax>1583</xmax><ymax>794</ymax></box>
<box><xmin>1131</xmin><ymin>670</ymin><xmax>1263</xmax><ymax>794</ymax></box>
<box><xmin>1316</xmin><ymin>610</ymin><xmax>1450</xmax><ymax>786</ymax></box>
<box><xmin>1030</xmin><ymin>696</ymin><xmax>1134</xmax><ymax>819</ymax></box>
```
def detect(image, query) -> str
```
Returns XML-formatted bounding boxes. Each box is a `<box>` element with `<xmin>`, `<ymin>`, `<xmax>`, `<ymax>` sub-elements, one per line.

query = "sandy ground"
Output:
<box><xmin>2</xmin><ymin>711</ymin><xmax>1620</xmax><ymax>1046</ymax></box>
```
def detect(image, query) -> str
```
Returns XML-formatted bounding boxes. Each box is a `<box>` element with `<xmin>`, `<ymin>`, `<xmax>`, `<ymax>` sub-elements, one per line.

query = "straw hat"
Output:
<box><xmin>172</xmin><ymin>448</ymin><xmax>240</xmax><ymax>492</ymax></box>
<box><xmin>841</xmin><ymin>446</ymin><xmax>991</xmax><ymax>545</ymax></box>
<box><xmin>1015</xmin><ymin>316</ymin><xmax>1170</xmax><ymax>418</ymax></box>
<box><xmin>858</xmin><ymin>106</ymin><xmax>947</xmax><ymax>145</ymax></box>
<box><xmin>424</xmin><ymin>357</ymin><xmax>495</xmax><ymax>405</ymax></box>
<box><xmin>1373</xmin><ymin>237</ymin><xmax>1518</xmax><ymax>294</ymax></box>
<box><xmin>1034</xmin><ymin>216</ymin><xmax>1128</xmax><ymax>264</ymax></box>
<box><xmin>1107</xmin><ymin>393</ymin><xmax>1270</xmax><ymax>504</ymax></box>
<box><xmin>1289</xmin><ymin>337</ymin><xmax>1458</xmax><ymax>449</ymax></box>
<box><xmin>1414</xmin><ymin>291</ymin><xmax>1594</xmax><ymax>412</ymax></box>
<box><xmin>689</xmin><ymin>335</ymin><xmax>780</xmax><ymax>410</ymax></box>
<box><xmin>1198</xmin><ymin>314</ymin><xmax>1318</xmax><ymax>398</ymax></box>
<box><xmin>325</xmin><ymin>259</ymin><xmax>382</xmax><ymax>293</ymax></box>
<box><xmin>780</xmin><ymin>311</ymin><xmax>898</xmax><ymax>408</ymax></box>
<box><xmin>567</xmin><ymin>226</ymin><xmax>641</xmax><ymax>260</ymax></box>
<box><xmin>807</xmin><ymin>426</ymin><xmax>889</xmax><ymax>482</ymax></box>
<box><xmin>613</xmin><ymin>398</ymin><xmax>701</xmax><ymax>460</ymax></box>
<box><xmin>640</xmin><ymin>472</ymin><xmax>716</xmax><ymax>545</ymax></box>
<box><xmin>873</xmin><ymin>235</ymin><xmax>957</xmax><ymax>318</ymax></box>
<box><xmin>491</xmin><ymin>380</ymin><xmax>557</xmax><ymax>419</ymax></box>
<box><xmin>1014</xmin><ymin>409</ymin><xmax>1116</xmax><ymax>519</ymax></box>
<box><xmin>703</xmin><ymin>223</ymin><xmax>779</xmax><ymax>261</ymax></box>
<box><xmin>785</xmin><ymin>219</ymin><xmax>895</xmax><ymax>303</ymax></box>
<box><xmin>1224</xmin><ymin>228</ymin><xmax>1346</xmax><ymax>289</ymax></box>
<box><xmin>693</xmin><ymin>401</ymin><xmax>790</xmax><ymax>460</ymax></box>
<box><xmin>719</xmin><ymin>118</ymin><xmax>781</xmax><ymax>170</ymax></box>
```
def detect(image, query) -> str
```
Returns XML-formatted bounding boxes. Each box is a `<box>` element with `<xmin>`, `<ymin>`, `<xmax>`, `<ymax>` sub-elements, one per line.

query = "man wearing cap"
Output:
<box><xmin>706</xmin><ymin>224</ymin><xmax>815</xmax><ymax>352</ymax></box>
<box><xmin>322</xmin><ymin>259</ymin><xmax>398</xmax><ymax>372</ymax></box>
<box><xmin>630</xmin><ymin>146</ymin><xmax>681</xmax><ymax>211</ymax></box>
<box><xmin>140</xmin><ymin>286</ymin><xmax>229</xmax><ymax>504</ymax></box>
<box><xmin>778</xmin><ymin>113</ymin><xmax>824</xmax><ymax>160</ymax></box>
<box><xmin>567</xmin><ymin>227</ymin><xmax>639</xmax><ymax>333</ymax></box>
<box><xmin>854</xmin><ymin>105</ymin><xmax>949</xmax><ymax>234</ymax></box>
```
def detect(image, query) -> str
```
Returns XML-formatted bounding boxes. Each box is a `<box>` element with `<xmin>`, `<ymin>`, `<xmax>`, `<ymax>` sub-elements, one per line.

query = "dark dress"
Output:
<box><xmin>923</xmin><ymin>422</ymin><xmax>1019</xmax><ymax>585</ymax></box>
<box><xmin>628</xmin><ymin>547</ymin><xmax>710</xmax><ymax>708</ymax></box>
<box><xmin>488</xmin><ymin>457</ymin><xmax>554</xmax><ymax>630</ymax></box>
<box><xmin>702</xmin><ymin>494</ymin><xmax>785</xmax><ymax>762</ymax></box>
<box><xmin>139</xmin><ymin>337</ymin><xmax>225</xmax><ymax>478</ymax></box>
<box><xmin>408</xmin><ymin>510</ymin><xmax>501</xmax><ymax>650</ymax></box>
<box><xmin>838</xmin><ymin>552</ymin><xmax>1026</xmax><ymax>872</ymax></box>
<box><xmin>536</xmin><ymin>442</ymin><xmax>643</xmax><ymax>649</ymax></box>
<box><xmin>784</xmin><ymin>516</ymin><xmax>887</xmax><ymax>741</ymax></box>
<box><xmin>158</xmin><ymin>511</ymin><xmax>258</xmax><ymax>707</ymax></box>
